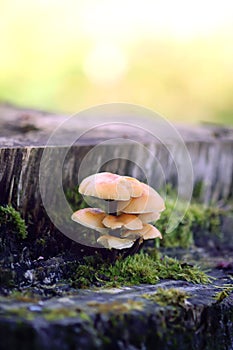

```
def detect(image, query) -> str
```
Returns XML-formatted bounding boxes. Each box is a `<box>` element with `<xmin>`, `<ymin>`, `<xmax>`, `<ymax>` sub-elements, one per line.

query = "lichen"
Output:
<box><xmin>71</xmin><ymin>252</ymin><xmax>211</xmax><ymax>289</ymax></box>
<box><xmin>0</xmin><ymin>205</ymin><xmax>27</xmax><ymax>239</ymax></box>
<box><xmin>142</xmin><ymin>288</ymin><xmax>189</xmax><ymax>306</ymax></box>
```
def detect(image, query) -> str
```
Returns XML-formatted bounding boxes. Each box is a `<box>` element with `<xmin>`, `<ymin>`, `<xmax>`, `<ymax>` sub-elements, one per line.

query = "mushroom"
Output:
<box><xmin>121</xmin><ymin>176</ymin><xmax>144</xmax><ymax>198</ymax></box>
<box><xmin>121</xmin><ymin>224</ymin><xmax>162</xmax><ymax>240</ymax></box>
<box><xmin>102</xmin><ymin>213</ymin><xmax>143</xmax><ymax>230</ymax></box>
<box><xmin>71</xmin><ymin>172</ymin><xmax>165</xmax><ymax>258</ymax></box>
<box><xmin>117</xmin><ymin>182</ymin><xmax>165</xmax><ymax>214</ymax></box>
<box><xmin>79</xmin><ymin>172</ymin><xmax>143</xmax><ymax>200</ymax></box>
<box><xmin>97</xmin><ymin>235</ymin><xmax>135</xmax><ymax>250</ymax></box>
<box><xmin>71</xmin><ymin>208</ymin><xmax>107</xmax><ymax>233</ymax></box>
<box><xmin>138</xmin><ymin>211</ymin><xmax>161</xmax><ymax>223</ymax></box>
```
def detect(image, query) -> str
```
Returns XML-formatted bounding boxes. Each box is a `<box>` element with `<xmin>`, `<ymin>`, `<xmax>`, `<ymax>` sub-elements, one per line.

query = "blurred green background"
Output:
<box><xmin>0</xmin><ymin>0</ymin><xmax>232</xmax><ymax>124</ymax></box>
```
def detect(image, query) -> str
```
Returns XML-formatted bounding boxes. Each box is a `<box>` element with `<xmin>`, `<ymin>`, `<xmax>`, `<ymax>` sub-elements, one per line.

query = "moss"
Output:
<box><xmin>192</xmin><ymin>180</ymin><xmax>204</xmax><ymax>199</ymax></box>
<box><xmin>155</xmin><ymin>197</ymin><xmax>222</xmax><ymax>248</ymax></box>
<box><xmin>42</xmin><ymin>307</ymin><xmax>92</xmax><ymax>322</ymax></box>
<box><xmin>0</xmin><ymin>267</ymin><xmax>14</xmax><ymax>287</ymax></box>
<box><xmin>87</xmin><ymin>300</ymin><xmax>144</xmax><ymax>313</ymax></box>
<box><xmin>7</xmin><ymin>307</ymin><xmax>36</xmax><ymax>321</ymax></box>
<box><xmin>42</xmin><ymin>308</ymin><xmax>78</xmax><ymax>321</ymax></box>
<box><xmin>142</xmin><ymin>288</ymin><xmax>189</xmax><ymax>306</ymax></box>
<box><xmin>65</xmin><ymin>185</ymin><xmax>88</xmax><ymax>211</ymax></box>
<box><xmin>0</xmin><ymin>205</ymin><xmax>27</xmax><ymax>239</ymax></box>
<box><xmin>71</xmin><ymin>252</ymin><xmax>211</xmax><ymax>289</ymax></box>
<box><xmin>214</xmin><ymin>285</ymin><xmax>233</xmax><ymax>302</ymax></box>
<box><xmin>8</xmin><ymin>291</ymin><xmax>39</xmax><ymax>303</ymax></box>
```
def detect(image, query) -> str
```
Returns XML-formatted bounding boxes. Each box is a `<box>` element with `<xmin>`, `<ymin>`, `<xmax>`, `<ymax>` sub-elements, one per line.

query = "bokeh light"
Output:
<box><xmin>0</xmin><ymin>0</ymin><xmax>233</xmax><ymax>123</ymax></box>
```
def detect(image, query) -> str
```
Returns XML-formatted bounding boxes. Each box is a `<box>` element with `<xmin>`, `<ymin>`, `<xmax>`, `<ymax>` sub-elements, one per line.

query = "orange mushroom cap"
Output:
<box><xmin>102</xmin><ymin>213</ymin><xmax>143</xmax><ymax>230</ymax></box>
<box><xmin>121</xmin><ymin>224</ymin><xmax>162</xmax><ymax>240</ymax></box>
<box><xmin>71</xmin><ymin>208</ymin><xmax>107</xmax><ymax>233</ymax></box>
<box><xmin>79</xmin><ymin>172</ymin><xmax>143</xmax><ymax>201</ymax></box>
<box><xmin>138</xmin><ymin>211</ymin><xmax>161</xmax><ymax>223</ymax></box>
<box><xmin>117</xmin><ymin>183</ymin><xmax>165</xmax><ymax>214</ymax></box>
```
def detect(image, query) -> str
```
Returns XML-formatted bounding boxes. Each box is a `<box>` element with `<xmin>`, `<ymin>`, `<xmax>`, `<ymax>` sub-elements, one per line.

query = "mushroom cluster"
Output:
<box><xmin>71</xmin><ymin>172</ymin><xmax>165</xmax><ymax>251</ymax></box>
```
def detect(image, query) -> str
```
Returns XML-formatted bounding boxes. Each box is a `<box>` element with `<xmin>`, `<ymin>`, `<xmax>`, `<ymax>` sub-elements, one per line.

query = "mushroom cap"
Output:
<box><xmin>102</xmin><ymin>213</ymin><xmax>143</xmax><ymax>230</ymax></box>
<box><xmin>117</xmin><ymin>183</ymin><xmax>165</xmax><ymax>214</ymax></box>
<box><xmin>71</xmin><ymin>208</ymin><xmax>107</xmax><ymax>233</ymax></box>
<box><xmin>138</xmin><ymin>211</ymin><xmax>161</xmax><ymax>223</ymax></box>
<box><xmin>79</xmin><ymin>172</ymin><xmax>143</xmax><ymax>201</ymax></box>
<box><xmin>121</xmin><ymin>224</ymin><xmax>162</xmax><ymax>240</ymax></box>
<box><xmin>97</xmin><ymin>235</ymin><xmax>135</xmax><ymax>250</ymax></box>
<box><xmin>122</xmin><ymin>176</ymin><xmax>144</xmax><ymax>198</ymax></box>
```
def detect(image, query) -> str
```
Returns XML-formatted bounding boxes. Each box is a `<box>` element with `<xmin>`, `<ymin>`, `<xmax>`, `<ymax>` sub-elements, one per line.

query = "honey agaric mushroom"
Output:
<box><xmin>138</xmin><ymin>211</ymin><xmax>161</xmax><ymax>223</ymax></box>
<box><xmin>71</xmin><ymin>208</ymin><xmax>107</xmax><ymax>233</ymax></box>
<box><xmin>79</xmin><ymin>172</ymin><xmax>143</xmax><ymax>200</ymax></box>
<box><xmin>97</xmin><ymin>235</ymin><xmax>135</xmax><ymax>250</ymax></box>
<box><xmin>71</xmin><ymin>172</ymin><xmax>165</xmax><ymax>257</ymax></box>
<box><xmin>102</xmin><ymin>213</ymin><xmax>143</xmax><ymax>230</ymax></box>
<box><xmin>117</xmin><ymin>182</ymin><xmax>165</xmax><ymax>214</ymax></box>
<box><xmin>121</xmin><ymin>224</ymin><xmax>162</xmax><ymax>240</ymax></box>
<box><xmin>121</xmin><ymin>176</ymin><xmax>144</xmax><ymax>198</ymax></box>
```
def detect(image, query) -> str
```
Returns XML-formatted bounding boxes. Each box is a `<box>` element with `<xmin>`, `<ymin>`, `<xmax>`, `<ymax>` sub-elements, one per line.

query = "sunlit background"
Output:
<box><xmin>0</xmin><ymin>0</ymin><xmax>233</xmax><ymax>123</ymax></box>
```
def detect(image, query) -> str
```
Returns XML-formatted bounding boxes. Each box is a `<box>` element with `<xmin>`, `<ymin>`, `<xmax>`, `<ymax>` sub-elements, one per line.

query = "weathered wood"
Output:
<box><xmin>0</xmin><ymin>104</ymin><xmax>232</xmax><ymax>238</ymax></box>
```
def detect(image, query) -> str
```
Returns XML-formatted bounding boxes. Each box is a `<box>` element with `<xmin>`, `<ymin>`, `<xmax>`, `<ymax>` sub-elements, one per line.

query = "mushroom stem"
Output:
<box><xmin>122</xmin><ymin>238</ymin><xmax>144</xmax><ymax>259</ymax></box>
<box><xmin>106</xmin><ymin>200</ymin><xmax>118</xmax><ymax>216</ymax></box>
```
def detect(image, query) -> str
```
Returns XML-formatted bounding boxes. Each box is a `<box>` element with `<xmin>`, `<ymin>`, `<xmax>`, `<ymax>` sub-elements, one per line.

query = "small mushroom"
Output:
<box><xmin>138</xmin><ymin>211</ymin><xmax>161</xmax><ymax>223</ymax></box>
<box><xmin>121</xmin><ymin>224</ymin><xmax>162</xmax><ymax>240</ymax></box>
<box><xmin>71</xmin><ymin>208</ymin><xmax>107</xmax><ymax>233</ymax></box>
<box><xmin>117</xmin><ymin>183</ymin><xmax>165</xmax><ymax>214</ymax></box>
<box><xmin>122</xmin><ymin>176</ymin><xmax>144</xmax><ymax>198</ymax></box>
<box><xmin>97</xmin><ymin>235</ymin><xmax>135</xmax><ymax>250</ymax></box>
<box><xmin>102</xmin><ymin>213</ymin><xmax>143</xmax><ymax>230</ymax></box>
<box><xmin>79</xmin><ymin>172</ymin><xmax>143</xmax><ymax>201</ymax></box>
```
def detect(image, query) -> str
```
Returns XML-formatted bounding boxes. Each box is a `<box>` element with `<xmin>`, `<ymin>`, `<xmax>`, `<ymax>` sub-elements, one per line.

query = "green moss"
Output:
<box><xmin>41</xmin><ymin>307</ymin><xmax>92</xmax><ymax>322</ymax></box>
<box><xmin>42</xmin><ymin>307</ymin><xmax>79</xmax><ymax>321</ymax></box>
<box><xmin>87</xmin><ymin>300</ymin><xmax>144</xmax><ymax>313</ymax></box>
<box><xmin>71</xmin><ymin>252</ymin><xmax>211</xmax><ymax>289</ymax></box>
<box><xmin>8</xmin><ymin>291</ymin><xmax>39</xmax><ymax>303</ymax></box>
<box><xmin>155</xmin><ymin>198</ymin><xmax>222</xmax><ymax>248</ymax></box>
<box><xmin>0</xmin><ymin>205</ymin><xmax>27</xmax><ymax>239</ymax></box>
<box><xmin>65</xmin><ymin>185</ymin><xmax>88</xmax><ymax>211</ymax></box>
<box><xmin>7</xmin><ymin>307</ymin><xmax>36</xmax><ymax>321</ymax></box>
<box><xmin>192</xmin><ymin>180</ymin><xmax>204</xmax><ymax>199</ymax></box>
<box><xmin>0</xmin><ymin>267</ymin><xmax>14</xmax><ymax>287</ymax></box>
<box><xmin>214</xmin><ymin>285</ymin><xmax>233</xmax><ymax>302</ymax></box>
<box><xmin>142</xmin><ymin>288</ymin><xmax>189</xmax><ymax>306</ymax></box>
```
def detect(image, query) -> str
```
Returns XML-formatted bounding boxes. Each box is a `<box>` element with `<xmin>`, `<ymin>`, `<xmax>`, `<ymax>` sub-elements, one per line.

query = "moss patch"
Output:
<box><xmin>0</xmin><ymin>205</ymin><xmax>27</xmax><ymax>239</ymax></box>
<box><xmin>0</xmin><ymin>267</ymin><xmax>14</xmax><ymax>288</ymax></box>
<box><xmin>42</xmin><ymin>308</ymin><xmax>91</xmax><ymax>322</ymax></box>
<box><xmin>143</xmin><ymin>287</ymin><xmax>189</xmax><ymax>306</ymax></box>
<box><xmin>71</xmin><ymin>252</ymin><xmax>211</xmax><ymax>289</ymax></box>
<box><xmin>214</xmin><ymin>285</ymin><xmax>233</xmax><ymax>302</ymax></box>
<box><xmin>65</xmin><ymin>185</ymin><xmax>88</xmax><ymax>211</ymax></box>
<box><xmin>87</xmin><ymin>300</ymin><xmax>144</xmax><ymax>313</ymax></box>
<box><xmin>155</xmin><ymin>198</ymin><xmax>222</xmax><ymax>248</ymax></box>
